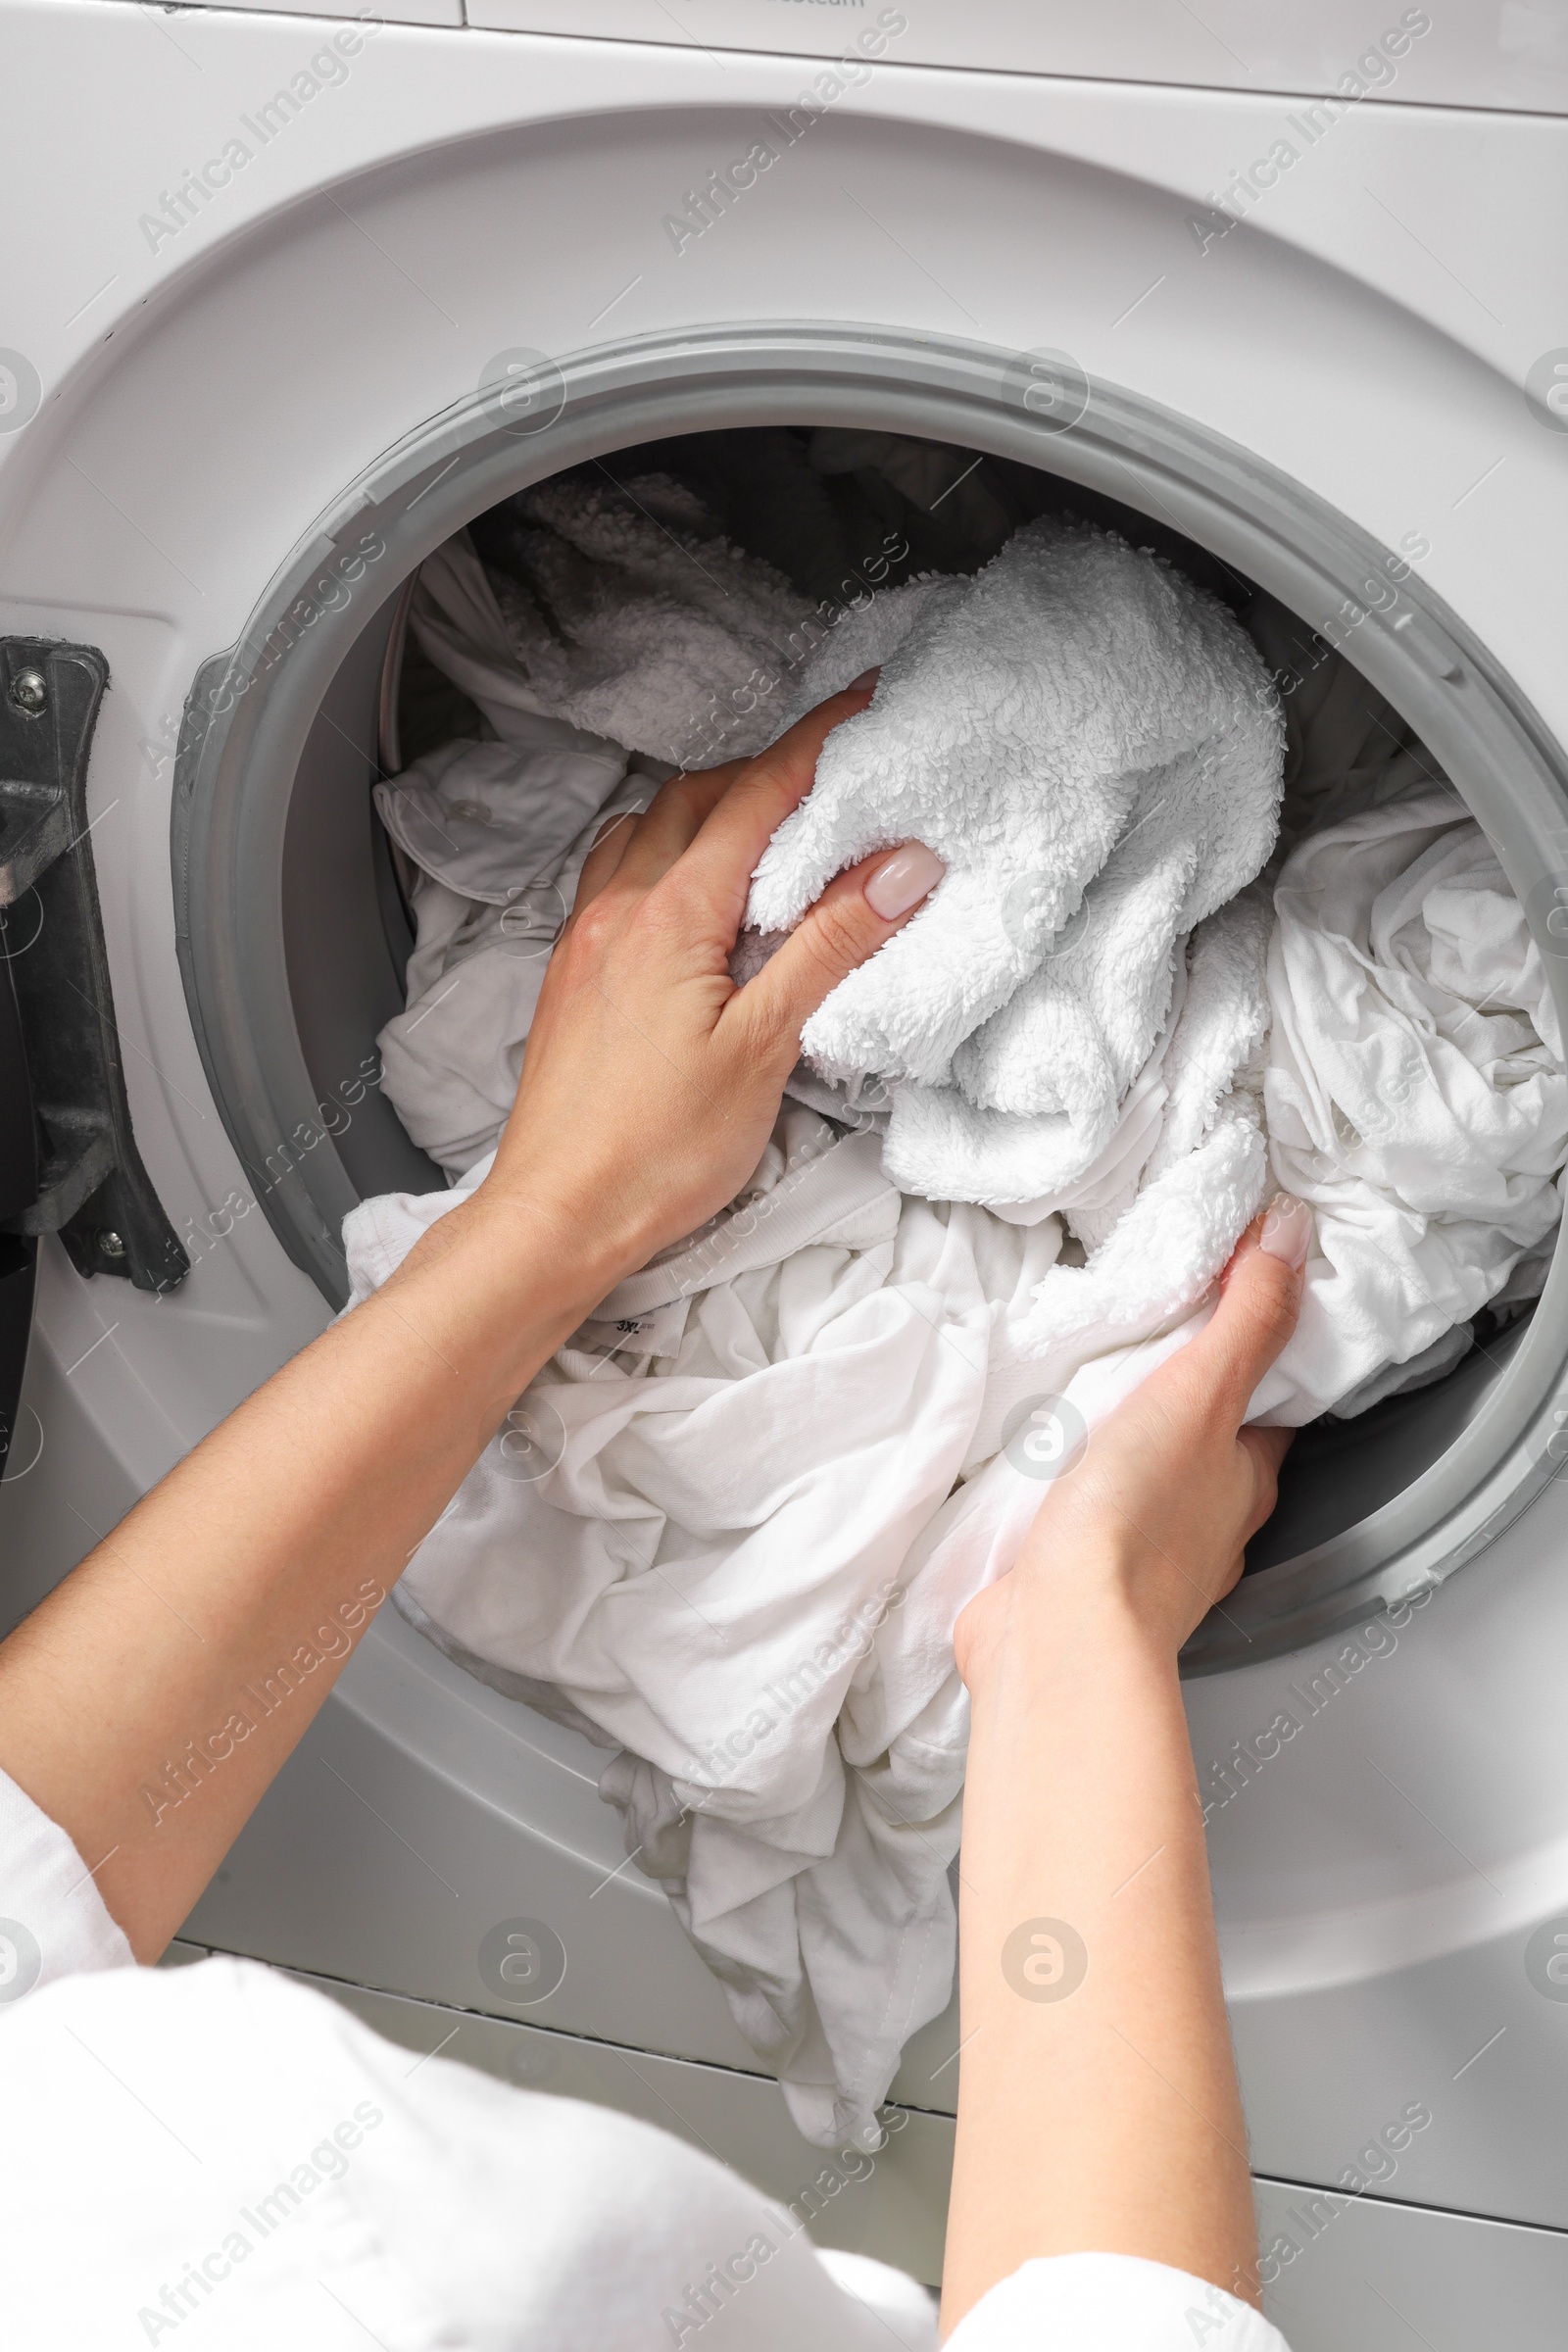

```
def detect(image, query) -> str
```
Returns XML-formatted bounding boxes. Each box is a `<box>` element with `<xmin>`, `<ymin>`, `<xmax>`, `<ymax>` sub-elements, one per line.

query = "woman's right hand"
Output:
<box><xmin>943</xmin><ymin>1196</ymin><xmax>1311</xmax><ymax>2335</ymax></box>
<box><xmin>956</xmin><ymin>1196</ymin><xmax>1311</xmax><ymax>1688</ymax></box>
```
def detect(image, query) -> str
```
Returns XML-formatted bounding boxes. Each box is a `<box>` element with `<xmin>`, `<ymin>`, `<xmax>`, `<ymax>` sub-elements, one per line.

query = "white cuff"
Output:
<box><xmin>0</xmin><ymin>1766</ymin><xmax>134</xmax><ymax>2005</ymax></box>
<box><xmin>947</xmin><ymin>2252</ymin><xmax>1293</xmax><ymax>2352</ymax></box>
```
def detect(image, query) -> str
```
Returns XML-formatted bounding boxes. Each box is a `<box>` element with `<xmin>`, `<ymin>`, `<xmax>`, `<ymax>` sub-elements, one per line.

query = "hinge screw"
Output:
<box><xmin>99</xmin><ymin>1230</ymin><xmax>126</xmax><ymax>1260</ymax></box>
<box><xmin>8</xmin><ymin>668</ymin><xmax>47</xmax><ymax>718</ymax></box>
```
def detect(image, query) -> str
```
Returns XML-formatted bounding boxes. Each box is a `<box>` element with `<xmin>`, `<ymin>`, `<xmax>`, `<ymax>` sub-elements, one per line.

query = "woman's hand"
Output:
<box><xmin>956</xmin><ymin>1195</ymin><xmax>1312</xmax><ymax>1690</ymax></box>
<box><xmin>941</xmin><ymin>1197</ymin><xmax>1311</xmax><ymax>2335</ymax></box>
<box><xmin>481</xmin><ymin>682</ymin><xmax>945</xmax><ymax>1290</ymax></box>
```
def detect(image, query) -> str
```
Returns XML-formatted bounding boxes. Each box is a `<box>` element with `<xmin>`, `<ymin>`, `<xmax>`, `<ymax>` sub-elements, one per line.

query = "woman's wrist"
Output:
<box><xmin>961</xmin><ymin>1542</ymin><xmax>1177</xmax><ymax>1711</ymax></box>
<box><xmin>380</xmin><ymin>1176</ymin><xmax>631</xmax><ymax>1412</ymax></box>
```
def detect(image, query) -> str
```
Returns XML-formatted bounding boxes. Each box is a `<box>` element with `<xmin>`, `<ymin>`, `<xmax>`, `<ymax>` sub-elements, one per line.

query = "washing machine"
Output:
<box><xmin>3</xmin><ymin>0</ymin><xmax>1568</xmax><ymax>2336</ymax></box>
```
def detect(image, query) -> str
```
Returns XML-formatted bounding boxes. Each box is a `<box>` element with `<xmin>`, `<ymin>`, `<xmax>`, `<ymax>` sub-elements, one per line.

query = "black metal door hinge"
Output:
<box><xmin>0</xmin><ymin>638</ymin><xmax>189</xmax><ymax>1297</ymax></box>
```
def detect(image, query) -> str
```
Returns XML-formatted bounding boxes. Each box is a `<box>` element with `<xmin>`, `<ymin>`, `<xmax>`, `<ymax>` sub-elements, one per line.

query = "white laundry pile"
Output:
<box><xmin>344</xmin><ymin>1107</ymin><xmax>1197</xmax><ymax>2149</ymax></box>
<box><xmin>1249</xmin><ymin>780</ymin><xmax>1568</xmax><ymax>1421</ymax></box>
<box><xmin>361</xmin><ymin>481</ymin><xmax>1567</xmax><ymax>2141</ymax></box>
<box><xmin>374</xmin><ymin>718</ymin><xmax>662</xmax><ymax>1175</ymax></box>
<box><xmin>387</xmin><ymin>499</ymin><xmax>1291</xmax><ymax>1371</ymax></box>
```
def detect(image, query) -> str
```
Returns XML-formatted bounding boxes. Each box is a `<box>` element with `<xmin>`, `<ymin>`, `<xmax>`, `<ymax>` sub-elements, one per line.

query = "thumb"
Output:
<box><xmin>1188</xmin><ymin>1194</ymin><xmax>1312</xmax><ymax>1425</ymax></box>
<box><xmin>736</xmin><ymin>839</ymin><xmax>947</xmax><ymax>1054</ymax></box>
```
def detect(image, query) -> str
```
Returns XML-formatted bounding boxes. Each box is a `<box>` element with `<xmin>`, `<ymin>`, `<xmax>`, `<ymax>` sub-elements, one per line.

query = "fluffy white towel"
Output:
<box><xmin>1008</xmin><ymin>889</ymin><xmax>1274</xmax><ymax>1370</ymax></box>
<box><xmin>412</xmin><ymin>476</ymin><xmax>814</xmax><ymax>771</ymax></box>
<box><xmin>745</xmin><ymin>518</ymin><xmax>1284</xmax><ymax>1207</ymax></box>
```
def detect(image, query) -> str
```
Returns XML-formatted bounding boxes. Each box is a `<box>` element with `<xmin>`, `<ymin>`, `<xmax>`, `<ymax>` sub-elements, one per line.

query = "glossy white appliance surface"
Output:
<box><xmin>5</xmin><ymin>0</ymin><xmax>1567</xmax><ymax>2313</ymax></box>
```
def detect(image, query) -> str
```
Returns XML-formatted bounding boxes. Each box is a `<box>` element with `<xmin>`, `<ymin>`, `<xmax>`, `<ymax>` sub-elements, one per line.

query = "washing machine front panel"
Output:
<box><xmin>7</xmin><ymin>2</ymin><xmax>1565</xmax><ymax>1484</ymax></box>
<box><xmin>6</xmin><ymin>0</ymin><xmax>1568</xmax><ymax>2281</ymax></box>
<box><xmin>150</xmin><ymin>0</ymin><xmax>1568</xmax><ymax>118</ymax></box>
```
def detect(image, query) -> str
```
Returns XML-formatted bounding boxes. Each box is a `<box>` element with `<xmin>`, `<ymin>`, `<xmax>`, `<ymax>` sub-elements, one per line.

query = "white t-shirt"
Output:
<box><xmin>0</xmin><ymin>1767</ymin><xmax>1289</xmax><ymax>2350</ymax></box>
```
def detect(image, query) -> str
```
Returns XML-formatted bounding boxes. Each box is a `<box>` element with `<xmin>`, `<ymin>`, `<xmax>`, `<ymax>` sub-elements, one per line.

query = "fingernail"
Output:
<box><xmin>1258</xmin><ymin>1192</ymin><xmax>1313</xmax><ymax>1269</ymax></box>
<box><xmin>865</xmin><ymin>842</ymin><xmax>946</xmax><ymax>921</ymax></box>
<box><xmin>847</xmin><ymin>667</ymin><xmax>880</xmax><ymax>693</ymax></box>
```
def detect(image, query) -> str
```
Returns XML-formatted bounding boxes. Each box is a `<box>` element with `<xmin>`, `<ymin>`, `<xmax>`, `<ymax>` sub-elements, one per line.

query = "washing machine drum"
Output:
<box><xmin>168</xmin><ymin>342</ymin><xmax>1568</xmax><ymax>1671</ymax></box>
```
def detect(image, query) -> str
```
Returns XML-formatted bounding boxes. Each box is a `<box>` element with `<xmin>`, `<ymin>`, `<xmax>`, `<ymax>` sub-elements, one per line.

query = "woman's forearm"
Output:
<box><xmin>940</xmin><ymin>1560</ymin><xmax>1254</xmax><ymax>2334</ymax></box>
<box><xmin>0</xmin><ymin>696</ymin><xmax>934</xmax><ymax>1963</ymax></box>
<box><xmin>938</xmin><ymin>1209</ymin><xmax>1309</xmax><ymax>2334</ymax></box>
<box><xmin>0</xmin><ymin>1190</ymin><xmax>614</xmax><ymax>1958</ymax></box>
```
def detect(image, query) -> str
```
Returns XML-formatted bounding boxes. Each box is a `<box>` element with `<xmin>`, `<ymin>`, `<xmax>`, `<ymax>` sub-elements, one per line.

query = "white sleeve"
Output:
<box><xmin>0</xmin><ymin>1764</ymin><xmax>134</xmax><ymax>2001</ymax></box>
<box><xmin>947</xmin><ymin>2253</ymin><xmax>1294</xmax><ymax>2352</ymax></box>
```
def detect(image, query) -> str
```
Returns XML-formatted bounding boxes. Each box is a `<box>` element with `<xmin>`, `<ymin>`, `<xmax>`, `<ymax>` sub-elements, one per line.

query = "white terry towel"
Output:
<box><xmin>411</xmin><ymin>475</ymin><xmax>814</xmax><ymax>770</ymax></box>
<box><xmin>1004</xmin><ymin>887</ymin><xmax>1274</xmax><ymax>1376</ymax></box>
<box><xmin>1249</xmin><ymin>783</ymin><xmax>1568</xmax><ymax>1423</ymax></box>
<box><xmin>744</xmin><ymin>518</ymin><xmax>1285</xmax><ymax>1207</ymax></box>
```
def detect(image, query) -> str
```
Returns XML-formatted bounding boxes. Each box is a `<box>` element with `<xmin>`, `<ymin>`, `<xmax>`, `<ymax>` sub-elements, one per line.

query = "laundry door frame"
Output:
<box><xmin>170</xmin><ymin>319</ymin><xmax>1568</xmax><ymax>1666</ymax></box>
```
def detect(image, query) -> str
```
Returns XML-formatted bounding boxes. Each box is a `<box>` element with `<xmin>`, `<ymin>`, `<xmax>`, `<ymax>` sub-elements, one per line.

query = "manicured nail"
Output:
<box><xmin>1258</xmin><ymin>1192</ymin><xmax>1312</xmax><ymax>1269</ymax></box>
<box><xmin>865</xmin><ymin>842</ymin><xmax>946</xmax><ymax>921</ymax></box>
<box><xmin>847</xmin><ymin>667</ymin><xmax>881</xmax><ymax>693</ymax></box>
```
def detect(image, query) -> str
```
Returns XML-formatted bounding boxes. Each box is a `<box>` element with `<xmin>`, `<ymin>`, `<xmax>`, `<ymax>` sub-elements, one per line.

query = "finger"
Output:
<box><xmin>670</xmin><ymin>684</ymin><xmax>879</xmax><ymax>934</ymax></box>
<box><xmin>594</xmin><ymin>760</ymin><xmax>751</xmax><ymax>902</ymax></box>
<box><xmin>1214</xmin><ymin>1551</ymin><xmax>1247</xmax><ymax>1609</ymax></box>
<box><xmin>1238</xmin><ymin>1422</ymin><xmax>1294</xmax><ymax>1539</ymax></box>
<box><xmin>1242</xmin><ymin>1423</ymin><xmax>1295</xmax><ymax>1480</ymax></box>
<box><xmin>1188</xmin><ymin>1196</ymin><xmax>1312</xmax><ymax>1426</ymax></box>
<box><xmin>729</xmin><ymin>838</ymin><xmax>947</xmax><ymax>1058</ymax></box>
<box><xmin>569</xmin><ymin>809</ymin><xmax>640</xmax><ymax>913</ymax></box>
